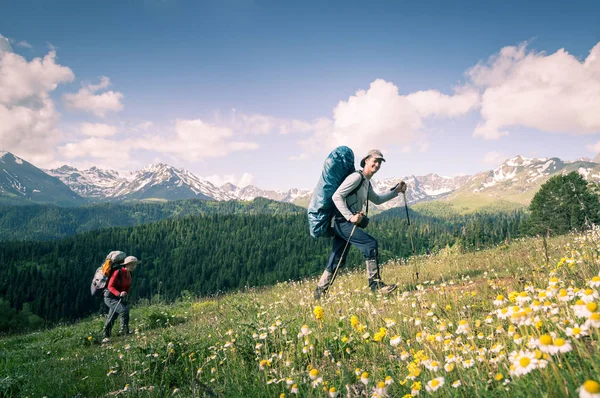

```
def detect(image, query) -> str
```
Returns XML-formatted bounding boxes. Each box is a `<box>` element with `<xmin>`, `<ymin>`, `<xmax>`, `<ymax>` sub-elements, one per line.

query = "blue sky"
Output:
<box><xmin>0</xmin><ymin>0</ymin><xmax>599</xmax><ymax>189</ymax></box>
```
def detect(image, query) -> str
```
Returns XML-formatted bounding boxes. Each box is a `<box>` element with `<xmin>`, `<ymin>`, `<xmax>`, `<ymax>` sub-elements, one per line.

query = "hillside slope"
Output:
<box><xmin>2</xmin><ymin>232</ymin><xmax>598</xmax><ymax>397</ymax></box>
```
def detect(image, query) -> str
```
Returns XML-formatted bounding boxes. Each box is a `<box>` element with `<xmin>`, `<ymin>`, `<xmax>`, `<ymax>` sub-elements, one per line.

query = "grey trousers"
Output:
<box><xmin>103</xmin><ymin>296</ymin><xmax>130</xmax><ymax>337</ymax></box>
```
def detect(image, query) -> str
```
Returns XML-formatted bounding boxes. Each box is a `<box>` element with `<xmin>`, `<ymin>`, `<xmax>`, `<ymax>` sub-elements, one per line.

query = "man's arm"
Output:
<box><xmin>368</xmin><ymin>184</ymin><xmax>399</xmax><ymax>205</ymax></box>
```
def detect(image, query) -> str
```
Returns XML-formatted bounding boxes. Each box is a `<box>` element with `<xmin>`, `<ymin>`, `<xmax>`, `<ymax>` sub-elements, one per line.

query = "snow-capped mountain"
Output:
<box><xmin>221</xmin><ymin>184</ymin><xmax>311</xmax><ymax>203</ymax></box>
<box><xmin>0</xmin><ymin>151</ymin><xmax>86</xmax><ymax>206</ymax></box>
<box><xmin>108</xmin><ymin>163</ymin><xmax>236</xmax><ymax>201</ymax></box>
<box><xmin>4</xmin><ymin>150</ymin><xmax>600</xmax><ymax>210</ymax></box>
<box><xmin>46</xmin><ymin>165</ymin><xmax>126</xmax><ymax>199</ymax></box>
<box><xmin>449</xmin><ymin>155</ymin><xmax>600</xmax><ymax>205</ymax></box>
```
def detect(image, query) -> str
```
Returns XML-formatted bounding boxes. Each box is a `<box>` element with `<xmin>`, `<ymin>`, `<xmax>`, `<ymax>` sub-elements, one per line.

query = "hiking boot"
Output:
<box><xmin>371</xmin><ymin>281</ymin><xmax>397</xmax><ymax>294</ymax></box>
<box><xmin>314</xmin><ymin>270</ymin><xmax>333</xmax><ymax>300</ymax></box>
<box><xmin>366</xmin><ymin>258</ymin><xmax>396</xmax><ymax>293</ymax></box>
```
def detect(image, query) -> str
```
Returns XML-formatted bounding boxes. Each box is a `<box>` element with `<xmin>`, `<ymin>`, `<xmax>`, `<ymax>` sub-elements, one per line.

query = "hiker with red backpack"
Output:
<box><xmin>102</xmin><ymin>255</ymin><xmax>140</xmax><ymax>342</ymax></box>
<box><xmin>310</xmin><ymin>148</ymin><xmax>407</xmax><ymax>299</ymax></box>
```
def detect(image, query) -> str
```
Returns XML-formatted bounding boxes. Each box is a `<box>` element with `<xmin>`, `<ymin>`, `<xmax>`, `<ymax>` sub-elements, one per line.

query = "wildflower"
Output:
<box><xmin>494</xmin><ymin>294</ymin><xmax>506</xmax><ymax>306</ymax></box>
<box><xmin>452</xmin><ymin>380</ymin><xmax>461</xmax><ymax>388</ymax></box>
<box><xmin>107</xmin><ymin>369</ymin><xmax>117</xmax><ymax>376</ymax></box>
<box><xmin>411</xmin><ymin>381</ymin><xmax>421</xmax><ymax>395</ymax></box>
<box><xmin>589</xmin><ymin>276</ymin><xmax>600</xmax><ymax>288</ymax></box>
<box><xmin>444</xmin><ymin>363</ymin><xmax>455</xmax><ymax>372</ymax></box>
<box><xmin>373</xmin><ymin>329</ymin><xmax>386</xmax><ymax>342</ymax></box>
<box><xmin>373</xmin><ymin>381</ymin><xmax>388</xmax><ymax>397</ymax></box>
<box><xmin>301</xmin><ymin>325</ymin><xmax>311</xmax><ymax>336</ymax></box>
<box><xmin>424</xmin><ymin>360</ymin><xmax>440</xmax><ymax>372</ymax></box>
<box><xmin>456</xmin><ymin>320</ymin><xmax>469</xmax><ymax>334</ymax></box>
<box><xmin>557</xmin><ymin>289</ymin><xmax>573</xmax><ymax>302</ymax></box>
<box><xmin>495</xmin><ymin>373</ymin><xmax>504</xmax><ymax>381</ymax></box>
<box><xmin>390</xmin><ymin>335</ymin><xmax>402</xmax><ymax>346</ymax></box>
<box><xmin>173</xmin><ymin>388</ymin><xmax>180</xmax><ymax>394</ymax></box>
<box><xmin>385</xmin><ymin>376</ymin><xmax>393</xmax><ymax>385</ymax></box>
<box><xmin>329</xmin><ymin>387</ymin><xmax>339</xmax><ymax>398</ymax></box>
<box><xmin>462</xmin><ymin>359</ymin><xmax>474</xmax><ymax>368</ymax></box>
<box><xmin>362</xmin><ymin>332</ymin><xmax>371</xmax><ymax>340</ymax></box>
<box><xmin>291</xmin><ymin>384</ymin><xmax>299</xmax><ymax>394</ymax></box>
<box><xmin>587</xmin><ymin>312</ymin><xmax>600</xmax><ymax>328</ymax></box>
<box><xmin>509</xmin><ymin>351</ymin><xmax>538</xmax><ymax>377</ymax></box>
<box><xmin>579</xmin><ymin>289</ymin><xmax>599</xmax><ymax>303</ymax></box>
<box><xmin>350</xmin><ymin>315</ymin><xmax>359</xmax><ymax>328</ymax></box>
<box><xmin>552</xmin><ymin>338</ymin><xmax>572</xmax><ymax>354</ymax></box>
<box><xmin>123</xmin><ymin>384</ymin><xmax>130</xmax><ymax>392</ymax></box>
<box><xmin>566</xmin><ymin>324</ymin><xmax>588</xmax><ymax>338</ymax></box>
<box><xmin>426</xmin><ymin>377</ymin><xmax>445</xmax><ymax>392</ymax></box>
<box><xmin>579</xmin><ymin>380</ymin><xmax>600</xmax><ymax>398</ymax></box>
<box><xmin>537</xmin><ymin>334</ymin><xmax>552</xmax><ymax>353</ymax></box>
<box><xmin>259</xmin><ymin>359</ymin><xmax>271</xmax><ymax>370</ymax></box>
<box><xmin>87</xmin><ymin>335</ymin><xmax>93</xmax><ymax>342</ymax></box>
<box><xmin>314</xmin><ymin>306</ymin><xmax>324</xmax><ymax>320</ymax></box>
<box><xmin>361</xmin><ymin>372</ymin><xmax>370</xmax><ymax>385</ymax></box>
<box><xmin>516</xmin><ymin>292</ymin><xmax>531</xmax><ymax>305</ymax></box>
<box><xmin>309</xmin><ymin>369</ymin><xmax>320</xmax><ymax>380</ymax></box>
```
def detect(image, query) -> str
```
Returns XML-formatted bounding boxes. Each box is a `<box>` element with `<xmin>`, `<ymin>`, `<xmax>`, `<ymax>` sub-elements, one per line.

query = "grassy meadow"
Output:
<box><xmin>2</xmin><ymin>230</ymin><xmax>600</xmax><ymax>397</ymax></box>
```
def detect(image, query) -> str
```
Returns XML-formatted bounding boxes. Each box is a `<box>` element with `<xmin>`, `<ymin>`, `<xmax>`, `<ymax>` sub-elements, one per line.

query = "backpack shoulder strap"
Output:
<box><xmin>347</xmin><ymin>171</ymin><xmax>366</xmax><ymax>197</ymax></box>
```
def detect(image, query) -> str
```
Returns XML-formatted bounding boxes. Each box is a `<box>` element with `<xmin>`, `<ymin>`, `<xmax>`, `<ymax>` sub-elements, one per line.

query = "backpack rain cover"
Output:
<box><xmin>307</xmin><ymin>146</ymin><xmax>356</xmax><ymax>238</ymax></box>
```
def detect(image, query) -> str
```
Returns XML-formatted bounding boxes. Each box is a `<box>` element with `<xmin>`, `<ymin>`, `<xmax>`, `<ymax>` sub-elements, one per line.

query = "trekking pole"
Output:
<box><xmin>327</xmin><ymin>224</ymin><xmax>357</xmax><ymax>295</ymax></box>
<box><xmin>99</xmin><ymin>298</ymin><xmax>122</xmax><ymax>334</ymax></box>
<box><xmin>403</xmin><ymin>192</ymin><xmax>418</xmax><ymax>280</ymax></box>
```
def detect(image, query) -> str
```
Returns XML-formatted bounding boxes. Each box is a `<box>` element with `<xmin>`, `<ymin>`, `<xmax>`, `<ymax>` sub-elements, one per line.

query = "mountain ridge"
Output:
<box><xmin>5</xmin><ymin>150</ymin><xmax>600</xmax><ymax>209</ymax></box>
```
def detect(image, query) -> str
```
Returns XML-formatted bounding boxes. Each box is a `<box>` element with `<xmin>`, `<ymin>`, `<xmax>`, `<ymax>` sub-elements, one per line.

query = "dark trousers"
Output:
<box><xmin>104</xmin><ymin>296</ymin><xmax>130</xmax><ymax>337</ymax></box>
<box><xmin>325</xmin><ymin>217</ymin><xmax>378</xmax><ymax>273</ymax></box>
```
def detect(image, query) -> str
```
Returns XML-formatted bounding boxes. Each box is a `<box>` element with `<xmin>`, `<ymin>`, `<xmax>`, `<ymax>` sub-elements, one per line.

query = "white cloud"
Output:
<box><xmin>134</xmin><ymin>118</ymin><xmax>259</xmax><ymax>161</ymax></box>
<box><xmin>59</xmin><ymin>137</ymin><xmax>131</xmax><ymax>160</ymax></box>
<box><xmin>469</xmin><ymin>41</ymin><xmax>600</xmax><ymax>140</ymax></box>
<box><xmin>134</xmin><ymin>120</ymin><xmax>154</xmax><ymax>131</ymax></box>
<box><xmin>299</xmin><ymin>79</ymin><xmax>477</xmax><ymax>154</ymax></box>
<box><xmin>63</xmin><ymin>76</ymin><xmax>124</xmax><ymax>117</ymax></box>
<box><xmin>16</xmin><ymin>41</ymin><xmax>32</xmax><ymax>49</ymax></box>
<box><xmin>0</xmin><ymin>34</ymin><xmax>12</xmax><ymax>53</ymax></box>
<box><xmin>205</xmin><ymin>172</ymin><xmax>255</xmax><ymax>188</ymax></box>
<box><xmin>229</xmin><ymin>111</ymin><xmax>314</xmax><ymax>135</ymax></box>
<box><xmin>483</xmin><ymin>151</ymin><xmax>507</xmax><ymax>165</ymax></box>
<box><xmin>0</xmin><ymin>37</ymin><xmax>74</xmax><ymax>165</ymax></box>
<box><xmin>0</xmin><ymin>47</ymin><xmax>74</xmax><ymax>105</ymax></box>
<box><xmin>80</xmin><ymin>122</ymin><xmax>117</xmax><ymax>137</ymax></box>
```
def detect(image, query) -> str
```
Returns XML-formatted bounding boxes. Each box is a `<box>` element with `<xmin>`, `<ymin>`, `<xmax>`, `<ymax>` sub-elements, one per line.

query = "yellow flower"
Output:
<box><xmin>495</xmin><ymin>373</ymin><xmax>504</xmax><ymax>381</ymax></box>
<box><xmin>87</xmin><ymin>336</ymin><xmax>93</xmax><ymax>341</ymax></box>
<box><xmin>350</xmin><ymin>315</ymin><xmax>359</xmax><ymax>328</ymax></box>
<box><xmin>581</xmin><ymin>380</ymin><xmax>600</xmax><ymax>396</ymax></box>
<box><xmin>309</xmin><ymin>368</ymin><xmax>320</xmax><ymax>380</ymax></box>
<box><xmin>313</xmin><ymin>306</ymin><xmax>324</xmax><ymax>320</ymax></box>
<box><xmin>361</xmin><ymin>372</ymin><xmax>370</xmax><ymax>385</ymax></box>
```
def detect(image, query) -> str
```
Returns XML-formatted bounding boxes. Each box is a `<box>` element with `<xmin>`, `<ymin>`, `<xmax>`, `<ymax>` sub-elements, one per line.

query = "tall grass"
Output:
<box><xmin>2</xmin><ymin>230</ymin><xmax>600</xmax><ymax>397</ymax></box>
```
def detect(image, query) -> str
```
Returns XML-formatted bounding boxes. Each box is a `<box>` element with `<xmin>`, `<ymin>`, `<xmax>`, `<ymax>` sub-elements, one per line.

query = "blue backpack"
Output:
<box><xmin>307</xmin><ymin>146</ymin><xmax>357</xmax><ymax>238</ymax></box>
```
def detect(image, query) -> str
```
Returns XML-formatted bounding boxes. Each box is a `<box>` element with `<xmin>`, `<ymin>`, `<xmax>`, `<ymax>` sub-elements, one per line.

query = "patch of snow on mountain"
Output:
<box><xmin>538</xmin><ymin>160</ymin><xmax>555</xmax><ymax>174</ymax></box>
<box><xmin>578</xmin><ymin>167</ymin><xmax>591</xmax><ymax>179</ymax></box>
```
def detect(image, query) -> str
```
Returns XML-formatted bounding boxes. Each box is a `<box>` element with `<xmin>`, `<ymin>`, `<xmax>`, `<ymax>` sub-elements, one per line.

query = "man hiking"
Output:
<box><xmin>102</xmin><ymin>256</ymin><xmax>140</xmax><ymax>342</ymax></box>
<box><xmin>314</xmin><ymin>149</ymin><xmax>407</xmax><ymax>299</ymax></box>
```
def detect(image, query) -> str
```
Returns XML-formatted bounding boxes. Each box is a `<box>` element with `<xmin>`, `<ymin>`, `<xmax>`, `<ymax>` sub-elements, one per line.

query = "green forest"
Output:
<box><xmin>0</xmin><ymin>198</ymin><xmax>303</xmax><ymax>241</ymax></box>
<box><xmin>0</xmin><ymin>201</ymin><xmax>528</xmax><ymax>333</ymax></box>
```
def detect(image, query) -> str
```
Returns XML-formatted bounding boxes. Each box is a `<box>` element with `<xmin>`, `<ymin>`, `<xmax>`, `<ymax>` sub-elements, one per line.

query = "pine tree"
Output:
<box><xmin>528</xmin><ymin>172</ymin><xmax>600</xmax><ymax>235</ymax></box>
